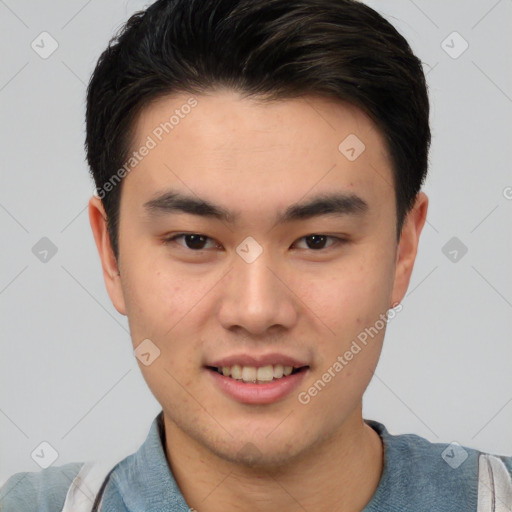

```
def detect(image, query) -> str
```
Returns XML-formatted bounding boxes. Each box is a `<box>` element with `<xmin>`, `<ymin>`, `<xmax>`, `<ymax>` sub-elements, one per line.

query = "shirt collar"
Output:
<box><xmin>108</xmin><ymin>410</ymin><xmax>190</xmax><ymax>511</ymax></box>
<box><xmin>108</xmin><ymin>412</ymin><xmax>476</xmax><ymax>511</ymax></box>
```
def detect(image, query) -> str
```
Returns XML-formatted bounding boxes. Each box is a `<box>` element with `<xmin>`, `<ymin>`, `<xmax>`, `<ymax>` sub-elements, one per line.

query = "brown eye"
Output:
<box><xmin>164</xmin><ymin>233</ymin><xmax>218</xmax><ymax>250</ymax></box>
<box><xmin>293</xmin><ymin>235</ymin><xmax>342</xmax><ymax>250</ymax></box>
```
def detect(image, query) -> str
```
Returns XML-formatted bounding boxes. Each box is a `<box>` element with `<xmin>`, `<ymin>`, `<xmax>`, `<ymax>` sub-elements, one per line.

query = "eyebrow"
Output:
<box><xmin>142</xmin><ymin>189</ymin><xmax>369</xmax><ymax>225</ymax></box>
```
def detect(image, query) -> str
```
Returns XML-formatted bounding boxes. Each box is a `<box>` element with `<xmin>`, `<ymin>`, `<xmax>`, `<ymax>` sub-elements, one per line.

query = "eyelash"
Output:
<box><xmin>162</xmin><ymin>233</ymin><xmax>347</xmax><ymax>251</ymax></box>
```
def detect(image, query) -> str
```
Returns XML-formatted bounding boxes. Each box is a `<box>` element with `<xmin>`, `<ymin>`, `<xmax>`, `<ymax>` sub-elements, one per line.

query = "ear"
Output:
<box><xmin>88</xmin><ymin>195</ymin><xmax>127</xmax><ymax>316</ymax></box>
<box><xmin>390</xmin><ymin>192</ymin><xmax>429</xmax><ymax>307</ymax></box>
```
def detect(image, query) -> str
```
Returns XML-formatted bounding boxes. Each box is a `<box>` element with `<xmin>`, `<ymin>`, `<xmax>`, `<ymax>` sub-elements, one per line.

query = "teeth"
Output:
<box><xmin>256</xmin><ymin>365</ymin><xmax>274</xmax><ymax>382</ymax></box>
<box><xmin>242</xmin><ymin>366</ymin><xmax>257</xmax><ymax>382</ymax></box>
<box><xmin>273</xmin><ymin>364</ymin><xmax>284</xmax><ymax>378</ymax></box>
<box><xmin>231</xmin><ymin>364</ymin><xmax>242</xmax><ymax>380</ymax></box>
<box><xmin>215</xmin><ymin>364</ymin><xmax>300</xmax><ymax>383</ymax></box>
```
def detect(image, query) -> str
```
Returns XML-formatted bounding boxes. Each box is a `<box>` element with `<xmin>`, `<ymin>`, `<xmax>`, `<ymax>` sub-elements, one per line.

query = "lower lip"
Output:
<box><xmin>207</xmin><ymin>368</ymin><xmax>308</xmax><ymax>405</ymax></box>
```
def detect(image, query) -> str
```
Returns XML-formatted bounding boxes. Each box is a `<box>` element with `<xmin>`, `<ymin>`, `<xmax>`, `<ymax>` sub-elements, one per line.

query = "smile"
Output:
<box><xmin>207</xmin><ymin>364</ymin><xmax>308</xmax><ymax>384</ymax></box>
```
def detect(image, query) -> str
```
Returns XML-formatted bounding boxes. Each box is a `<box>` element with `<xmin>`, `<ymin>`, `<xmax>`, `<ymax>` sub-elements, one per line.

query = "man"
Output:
<box><xmin>1</xmin><ymin>0</ymin><xmax>511</xmax><ymax>510</ymax></box>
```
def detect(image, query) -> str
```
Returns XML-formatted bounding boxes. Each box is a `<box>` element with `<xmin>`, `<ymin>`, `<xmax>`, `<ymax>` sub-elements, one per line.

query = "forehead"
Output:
<box><xmin>123</xmin><ymin>90</ymin><xmax>394</xmax><ymax>220</ymax></box>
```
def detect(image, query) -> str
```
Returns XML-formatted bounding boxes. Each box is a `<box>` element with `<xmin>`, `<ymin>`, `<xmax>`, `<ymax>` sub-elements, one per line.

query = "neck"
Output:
<box><xmin>163</xmin><ymin>405</ymin><xmax>383</xmax><ymax>512</ymax></box>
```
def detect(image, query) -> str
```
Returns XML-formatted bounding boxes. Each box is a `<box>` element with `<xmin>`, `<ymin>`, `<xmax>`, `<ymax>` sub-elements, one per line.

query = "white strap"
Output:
<box><xmin>477</xmin><ymin>453</ymin><xmax>512</xmax><ymax>511</ymax></box>
<box><xmin>61</xmin><ymin>459</ymin><xmax>117</xmax><ymax>512</ymax></box>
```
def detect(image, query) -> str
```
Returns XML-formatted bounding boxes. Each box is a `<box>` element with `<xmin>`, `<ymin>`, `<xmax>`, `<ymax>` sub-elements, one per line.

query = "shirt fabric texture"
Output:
<box><xmin>1</xmin><ymin>410</ymin><xmax>511</xmax><ymax>511</ymax></box>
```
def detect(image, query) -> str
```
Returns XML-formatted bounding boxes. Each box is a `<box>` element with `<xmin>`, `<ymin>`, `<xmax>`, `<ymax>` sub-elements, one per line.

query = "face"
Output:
<box><xmin>90</xmin><ymin>89</ymin><xmax>426</xmax><ymax>467</ymax></box>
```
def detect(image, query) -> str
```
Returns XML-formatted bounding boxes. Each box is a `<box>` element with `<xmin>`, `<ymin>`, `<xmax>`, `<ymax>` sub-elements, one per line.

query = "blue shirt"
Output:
<box><xmin>2</xmin><ymin>411</ymin><xmax>511</xmax><ymax>511</ymax></box>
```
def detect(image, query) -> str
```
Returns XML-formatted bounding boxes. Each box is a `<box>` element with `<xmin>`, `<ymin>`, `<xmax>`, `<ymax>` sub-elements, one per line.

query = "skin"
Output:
<box><xmin>89</xmin><ymin>89</ymin><xmax>428</xmax><ymax>511</ymax></box>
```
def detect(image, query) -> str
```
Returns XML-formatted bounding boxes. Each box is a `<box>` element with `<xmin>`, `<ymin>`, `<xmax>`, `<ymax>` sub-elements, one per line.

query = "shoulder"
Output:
<box><xmin>498</xmin><ymin>453</ymin><xmax>512</xmax><ymax>474</ymax></box>
<box><xmin>0</xmin><ymin>462</ymin><xmax>84</xmax><ymax>512</ymax></box>
<box><xmin>365</xmin><ymin>419</ymin><xmax>512</xmax><ymax>510</ymax></box>
<box><xmin>386</xmin><ymin>425</ymin><xmax>512</xmax><ymax>481</ymax></box>
<box><xmin>369</xmin><ymin>418</ymin><xmax>512</xmax><ymax>474</ymax></box>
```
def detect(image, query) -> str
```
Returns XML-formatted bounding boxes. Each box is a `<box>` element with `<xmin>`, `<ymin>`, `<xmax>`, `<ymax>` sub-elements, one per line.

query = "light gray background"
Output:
<box><xmin>1</xmin><ymin>0</ymin><xmax>511</xmax><ymax>484</ymax></box>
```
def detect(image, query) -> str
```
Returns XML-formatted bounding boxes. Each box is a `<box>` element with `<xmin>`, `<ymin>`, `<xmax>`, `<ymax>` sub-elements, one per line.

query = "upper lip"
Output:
<box><xmin>207</xmin><ymin>353</ymin><xmax>310</xmax><ymax>368</ymax></box>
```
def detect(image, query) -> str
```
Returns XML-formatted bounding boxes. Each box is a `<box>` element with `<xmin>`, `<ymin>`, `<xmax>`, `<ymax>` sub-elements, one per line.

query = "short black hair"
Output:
<box><xmin>86</xmin><ymin>0</ymin><xmax>431</xmax><ymax>262</ymax></box>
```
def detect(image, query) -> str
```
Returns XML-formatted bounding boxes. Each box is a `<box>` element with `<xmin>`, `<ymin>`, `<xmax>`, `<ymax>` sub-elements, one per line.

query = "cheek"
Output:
<box><xmin>297</xmin><ymin>258</ymin><xmax>391</xmax><ymax>331</ymax></box>
<box><xmin>122</xmin><ymin>261</ymin><xmax>208</xmax><ymax>373</ymax></box>
<box><xmin>122</xmin><ymin>256</ymin><xmax>189</xmax><ymax>337</ymax></box>
<box><xmin>292</xmin><ymin>251</ymin><xmax>395</xmax><ymax>383</ymax></box>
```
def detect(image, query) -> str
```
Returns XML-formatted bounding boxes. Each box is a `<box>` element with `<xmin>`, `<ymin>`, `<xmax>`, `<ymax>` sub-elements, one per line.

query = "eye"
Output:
<box><xmin>163</xmin><ymin>233</ymin><xmax>219</xmax><ymax>250</ymax></box>
<box><xmin>292</xmin><ymin>234</ymin><xmax>345</xmax><ymax>251</ymax></box>
<box><xmin>163</xmin><ymin>233</ymin><xmax>347</xmax><ymax>252</ymax></box>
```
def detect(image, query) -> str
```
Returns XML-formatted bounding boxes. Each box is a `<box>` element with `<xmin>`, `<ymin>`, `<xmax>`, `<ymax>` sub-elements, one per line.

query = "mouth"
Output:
<box><xmin>205</xmin><ymin>364</ymin><xmax>309</xmax><ymax>384</ymax></box>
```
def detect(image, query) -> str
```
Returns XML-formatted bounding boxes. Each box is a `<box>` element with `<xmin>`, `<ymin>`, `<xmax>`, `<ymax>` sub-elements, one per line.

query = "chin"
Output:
<box><xmin>218</xmin><ymin>442</ymin><xmax>305</xmax><ymax>470</ymax></box>
<box><xmin>200</xmin><ymin>426</ymin><xmax>313</xmax><ymax>470</ymax></box>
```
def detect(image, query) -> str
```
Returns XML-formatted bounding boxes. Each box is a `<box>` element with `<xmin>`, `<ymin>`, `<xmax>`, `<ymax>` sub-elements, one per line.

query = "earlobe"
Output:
<box><xmin>88</xmin><ymin>195</ymin><xmax>127</xmax><ymax>316</ymax></box>
<box><xmin>390</xmin><ymin>192</ymin><xmax>429</xmax><ymax>307</ymax></box>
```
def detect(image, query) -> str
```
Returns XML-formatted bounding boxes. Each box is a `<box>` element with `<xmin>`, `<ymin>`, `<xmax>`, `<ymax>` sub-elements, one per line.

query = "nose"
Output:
<box><xmin>217</xmin><ymin>246</ymin><xmax>299</xmax><ymax>338</ymax></box>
